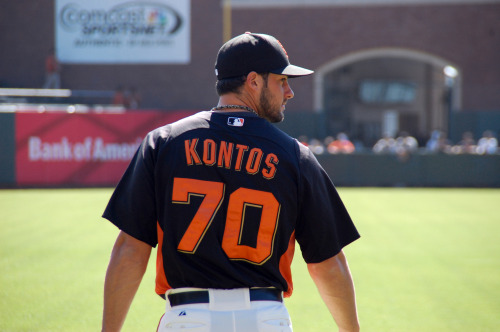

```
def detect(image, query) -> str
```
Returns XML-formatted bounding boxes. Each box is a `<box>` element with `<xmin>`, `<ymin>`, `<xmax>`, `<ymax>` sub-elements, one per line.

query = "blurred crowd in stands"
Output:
<box><xmin>298</xmin><ymin>130</ymin><xmax>499</xmax><ymax>156</ymax></box>
<box><xmin>43</xmin><ymin>49</ymin><xmax>61</xmax><ymax>89</ymax></box>
<box><xmin>112</xmin><ymin>86</ymin><xmax>142</xmax><ymax>109</ymax></box>
<box><xmin>40</xmin><ymin>49</ymin><xmax>144</xmax><ymax>109</ymax></box>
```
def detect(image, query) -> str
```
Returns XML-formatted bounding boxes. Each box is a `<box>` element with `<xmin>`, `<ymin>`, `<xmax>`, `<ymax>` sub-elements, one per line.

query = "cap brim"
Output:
<box><xmin>271</xmin><ymin>64</ymin><xmax>314</xmax><ymax>77</ymax></box>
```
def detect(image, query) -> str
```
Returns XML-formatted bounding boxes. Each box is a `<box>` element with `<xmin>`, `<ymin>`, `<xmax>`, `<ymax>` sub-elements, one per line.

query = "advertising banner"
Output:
<box><xmin>15</xmin><ymin>111</ymin><xmax>196</xmax><ymax>186</ymax></box>
<box><xmin>55</xmin><ymin>0</ymin><xmax>190</xmax><ymax>63</ymax></box>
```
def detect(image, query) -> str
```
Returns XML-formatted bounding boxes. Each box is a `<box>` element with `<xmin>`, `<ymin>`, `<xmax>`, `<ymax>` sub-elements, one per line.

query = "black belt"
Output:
<box><xmin>167</xmin><ymin>288</ymin><xmax>283</xmax><ymax>307</ymax></box>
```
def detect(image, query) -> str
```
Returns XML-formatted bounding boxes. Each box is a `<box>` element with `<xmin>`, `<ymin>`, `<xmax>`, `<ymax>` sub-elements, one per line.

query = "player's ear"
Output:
<box><xmin>245</xmin><ymin>71</ymin><xmax>261</xmax><ymax>91</ymax></box>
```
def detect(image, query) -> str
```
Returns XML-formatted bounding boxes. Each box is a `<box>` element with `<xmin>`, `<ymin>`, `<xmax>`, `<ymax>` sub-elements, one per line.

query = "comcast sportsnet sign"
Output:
<box><xmin>55</xmin><ymin>0</ymin><xmax>190</xmax><ymax>64</ymax></box>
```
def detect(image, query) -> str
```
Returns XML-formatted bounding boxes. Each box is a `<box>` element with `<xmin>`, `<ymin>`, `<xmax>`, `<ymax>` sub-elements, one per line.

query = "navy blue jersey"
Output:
<box><xmin>103</xmin><ymin>111</ymin><xmax>359</xmax><ymax>297</ymax></box>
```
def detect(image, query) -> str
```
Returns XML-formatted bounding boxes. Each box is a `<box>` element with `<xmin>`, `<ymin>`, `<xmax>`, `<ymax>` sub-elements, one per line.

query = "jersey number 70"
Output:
<box><xmin>172</xmin><ymin>177</ymin><xmax>281</xmax><ymax>265</ymax></box>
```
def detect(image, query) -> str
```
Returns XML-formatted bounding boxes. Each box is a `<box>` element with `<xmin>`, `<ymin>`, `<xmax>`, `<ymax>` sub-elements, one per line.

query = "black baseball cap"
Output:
<box><xmin>215</xmin><ymin>32</ymin><xmax>314</xmax><ymax>80</ymax></box>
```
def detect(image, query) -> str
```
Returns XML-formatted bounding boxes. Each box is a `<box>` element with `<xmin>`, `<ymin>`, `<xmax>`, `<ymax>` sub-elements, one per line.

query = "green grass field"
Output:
<box><xmin>0</xmin><ymin>188</ymin><xmax>499</xmax><ymax>331</ymax></box>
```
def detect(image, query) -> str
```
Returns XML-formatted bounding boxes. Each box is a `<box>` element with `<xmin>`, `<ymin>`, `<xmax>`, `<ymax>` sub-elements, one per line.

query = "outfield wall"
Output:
<box><xmin>316</xmin><ymin>153</ymin><xmax>500</xmax><ymax>187</ymax></box>
<box><xmin>1</xmin><ymin>111</ymin><xmax>499</xmax><ymax>188</ymax></box>
<box><xmin>0</xmin><ymin>113</ymin><xmax>15</xmax><ymax>186</ymax></box>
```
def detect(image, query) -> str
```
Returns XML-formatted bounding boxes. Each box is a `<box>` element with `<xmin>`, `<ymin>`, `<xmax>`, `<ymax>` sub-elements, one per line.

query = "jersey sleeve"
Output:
<box><xmin>295</xmin><ymin>144</ymin><xmax>360</xmax><ymax>263</ymax></box>
<box><xmin>102</xmin><ymin>130</ymin><xmax>161</xmax><ymax>247</ymax></box>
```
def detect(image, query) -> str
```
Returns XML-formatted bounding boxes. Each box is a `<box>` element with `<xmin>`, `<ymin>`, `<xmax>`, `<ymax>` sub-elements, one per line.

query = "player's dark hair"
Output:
<box><xmin>215</xmin><ymin>75</ymin><xmax>246</xmax><ymax>96</ymax></box>
<box><xmin>215</xmin><ymin>73</ymin><xmax>269</xmax><ymax>96</ymax></box>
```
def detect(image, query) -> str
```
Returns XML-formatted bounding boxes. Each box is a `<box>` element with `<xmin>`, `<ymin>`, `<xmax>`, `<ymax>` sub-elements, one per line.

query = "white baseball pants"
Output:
<box><xmin>157</xmin><ymin>288</ymin><xmax>293</xmax><ymax>332</ymax></box>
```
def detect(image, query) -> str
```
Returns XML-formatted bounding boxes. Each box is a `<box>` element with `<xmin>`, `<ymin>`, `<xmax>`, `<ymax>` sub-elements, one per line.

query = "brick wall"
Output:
<box><xmin>1</xmin><ymin>1</ymin><xmax>499</xmax><ymax>112</ymax></box>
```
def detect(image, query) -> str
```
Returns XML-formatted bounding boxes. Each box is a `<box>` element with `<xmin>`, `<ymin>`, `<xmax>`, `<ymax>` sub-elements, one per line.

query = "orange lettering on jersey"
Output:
<box><xmin>185</xmin><ymin>139</ymin><xmax>201</xmax><ymax>165</ymax></box>
<box><xmin>234</xmin><ymin>144</ymin><xmax>249</xmax><ymax>171</ymax></box>
<box><xmin>218</xmin><ymin>140</ymin><xmax>233</xmax><ymax>169</ymax></box>
<box><xmin>222</xmin><ymin>188</ymin><xmax>280</xmax><ymax>265</ymax></box>
<box><xmin>203</xmin><ymin>139</ymin><xmax>217</xmax><ymax>166</ymax></box>
<box><xmin>185</xmin><ymin>139</ymin><xmax>278</xmax><ymax>180</ymax></box>
<box><xmin>245</xmin><ymin>148</ymin><xmax>263</xmax><ymax>175</ymax></box>
<box><xmin>262</xmin><ymin>153</ymin><xmax>279</xmax><ymax>179</ymax></box>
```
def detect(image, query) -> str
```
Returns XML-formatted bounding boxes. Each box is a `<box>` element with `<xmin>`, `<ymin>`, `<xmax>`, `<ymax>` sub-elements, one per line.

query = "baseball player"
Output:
<box><xmin>102</xmin><ymin>32</ymin><xmax>360</xmax><ymax>332</ymax></box>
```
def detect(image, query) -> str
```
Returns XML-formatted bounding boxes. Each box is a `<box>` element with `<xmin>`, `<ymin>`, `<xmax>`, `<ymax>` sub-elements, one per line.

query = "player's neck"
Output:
<box><xmin>216</xmin><ymin>94</ymin><xmax>259</xmax><ymax>115</ymax></box>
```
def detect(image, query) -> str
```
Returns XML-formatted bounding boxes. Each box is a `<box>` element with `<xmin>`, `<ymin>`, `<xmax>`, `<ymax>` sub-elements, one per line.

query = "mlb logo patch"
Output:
<box><xmin>228</xmin><ymin>117</ymin><xmax>245</xmax><ymax>127</ymax></box>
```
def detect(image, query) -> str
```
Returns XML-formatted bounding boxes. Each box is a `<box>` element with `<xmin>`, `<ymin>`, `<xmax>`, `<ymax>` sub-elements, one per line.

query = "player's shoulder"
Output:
<box><xmin>136</xmin><ymin>111</ymin><xmax>210</xmax><ymax>152</ymax></box>
<box><xmin>166</xmin><ymin>111</ymin><xmax>211</xmax><ymax>134</ymax></box>
<box><xmin>149</xmin><ymin>111</ymin><xmax>211</xmax><ymax>139</ymax></box>
<box><xmin>259</xmin><ymin>123</ymin><xmax>305</xmax><ymax>162</ymax></box>
<box><xmin>295</xmin><ymin>139</ymin><xmax>323</xmax><ymax>171</ymax></box>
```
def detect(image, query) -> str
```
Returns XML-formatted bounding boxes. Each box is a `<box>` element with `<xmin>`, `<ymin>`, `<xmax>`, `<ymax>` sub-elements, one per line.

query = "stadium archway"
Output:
<box><xmin>314</xmin><ymin>48</ymin><xmax>461</xmax><ymax>147</ymax></box>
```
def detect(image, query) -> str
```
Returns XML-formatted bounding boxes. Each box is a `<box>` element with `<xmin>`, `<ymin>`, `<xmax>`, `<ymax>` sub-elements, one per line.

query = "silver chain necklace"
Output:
<box><xmin>211</xmin><ymin>104</ymin><xmax>258</xmax><ymax>116</ymax></box>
